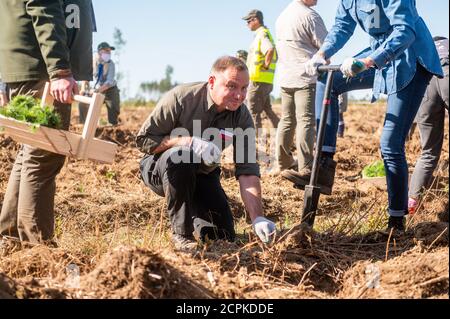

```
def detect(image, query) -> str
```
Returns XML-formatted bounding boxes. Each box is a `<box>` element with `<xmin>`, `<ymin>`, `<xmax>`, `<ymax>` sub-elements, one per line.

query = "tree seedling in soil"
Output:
<box><xmin>362</xmin><ymin>160</ymin><xmax>386</xmax><ymax>178</ymax></box>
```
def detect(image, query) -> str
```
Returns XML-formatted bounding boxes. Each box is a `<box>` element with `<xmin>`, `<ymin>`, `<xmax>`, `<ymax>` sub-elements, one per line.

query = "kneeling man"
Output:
<box><xmin>136</xmin><ymin>56</ymin><xmax>277</xmax><ymax>250</ymax></box>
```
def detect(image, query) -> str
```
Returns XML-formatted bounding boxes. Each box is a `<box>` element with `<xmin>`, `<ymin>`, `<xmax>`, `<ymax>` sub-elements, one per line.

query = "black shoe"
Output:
<box><xmin>387</xmin><ymin>216</ymin><xmax>405</xmax><ymax>232</ymax></box>
<box><xmin>377</xmin><ymin>216</ymin><xmax>406</xmax><ymax>238</ymax></box>
<box><xmin>172</xmin><ymin>234</ymin><xmax>198</xmax><ymax>252</ymax></box>
<box><xmin>281</xmin><ymin>157</ymin><xmax>337</xmax><ymax>195</ymax></box>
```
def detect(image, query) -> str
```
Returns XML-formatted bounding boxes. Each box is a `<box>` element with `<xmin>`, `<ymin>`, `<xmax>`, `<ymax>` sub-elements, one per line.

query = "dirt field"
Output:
<box><xmin>0</xmin><ymin>102</ymin><xmax>448</xmax><ymax>299</ymax></box>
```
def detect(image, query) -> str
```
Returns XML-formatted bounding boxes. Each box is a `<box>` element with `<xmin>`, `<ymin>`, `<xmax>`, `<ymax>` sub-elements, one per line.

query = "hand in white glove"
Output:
<box><xmin>252</xmin><ymin>216</ymin><xmax>277</xmax><ymax>244</ymax></box>
<box><xmin>305</xmin><ymin>54</ymin><xmax>328</xmax><ymax>76</ymax></box>
<box><xmin>190</xmin><ymin>136</ymin><xmax>221</xmax><ymax>166</ymax></box>
<box><xmin>340</xmin><ymin>57</ymin><xmax>369</xmax><ymax>78</ymax></box>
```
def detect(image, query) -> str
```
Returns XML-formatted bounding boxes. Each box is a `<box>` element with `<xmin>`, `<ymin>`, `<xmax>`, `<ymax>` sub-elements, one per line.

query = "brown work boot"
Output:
<box><xmin>282</xmin><ymin>157</ymin><xmax>337</xmax><ymax>195</ymax></box>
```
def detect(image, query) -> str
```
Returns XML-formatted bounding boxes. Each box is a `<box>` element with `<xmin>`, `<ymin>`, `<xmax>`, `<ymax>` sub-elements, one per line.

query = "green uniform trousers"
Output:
<box><xmin>0</xmin><ymin>80</ymin><xmax>71</xmax><ymax>243</ymax></box>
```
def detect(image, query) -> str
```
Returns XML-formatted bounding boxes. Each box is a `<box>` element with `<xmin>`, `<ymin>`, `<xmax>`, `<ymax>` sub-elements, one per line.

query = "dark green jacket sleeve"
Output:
<box><xmin>136</xmin><ymin>90</ymin><xmax>182</xmax><ymax>154</ymax></box>
<box><xmin>26</xmin><ymin>0</ymin><xmax>71</xmax><ymax>78</ymax></box>
<box><xmin>0</xmin><ymin>0</ymin><xmax>75</xmax><ymax>82</ymax></box>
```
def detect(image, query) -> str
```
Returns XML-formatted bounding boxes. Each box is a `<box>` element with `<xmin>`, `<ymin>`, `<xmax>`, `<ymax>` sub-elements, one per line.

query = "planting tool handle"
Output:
<box><xmin>41</xmin><ymin>82</ymin><xmax>105</xmax><ymax>159</ymax></box>
<box><xmin>317</xmin><ymin>65</ymin><xmax>341</xmax><ymax>73</ymax></box>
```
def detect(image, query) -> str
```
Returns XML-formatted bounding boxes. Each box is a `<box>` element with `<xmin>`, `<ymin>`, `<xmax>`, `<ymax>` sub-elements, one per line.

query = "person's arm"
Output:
<box><xmin>238</xmin><ymin>175</ymin><xmax>264</xmax><ymax>222</ymax></box>
<box><xmin>319</xmin><ymin>1</ymin><xmax>357</xmax><ymax>60</ymax></box>
<box><xmin>260</xmin><ymin>32</ymin><xmax>275</xmax><ymax>69</ymax></box>
<box><xmin>263</xmin><ymin>48</ymin><xmax>275</xmax><ymax>70</ymax></box>
<box><xmin>367</xmin><ymin>0</ymin><xmax>417</xmax><ymax>69</ymax></box>
<box><xmin>306</xmin><ymin>13</ymin><xmax>328</xmax><ymax>51</ymax></box>
<box><xmin>233</xmin><ymin>107</ymin><xmax>276</xmax><ymax>243</ymax></box>
<box><xmin>239</xmin><ymin>175</ymin><xmax>277</xmax><ymax>243</ymax></box>
<box><xmin>152</xmin><ymin>135</ymin><xmax>191</xmax><ymax>155</ymax></box>
<box><xmin>97</xmin><ymin>62</ymin><xmax>117</xmax><ymax>93</ymax></box>
<box><xmin>136</xmin><ymin>91</ymin><xmax>182</xmax><ymax>155</ymax></box>
<box><xmin>26</xmin><ymin>0</ymin><xmax>78</xmax><ymax>103</ymax></box>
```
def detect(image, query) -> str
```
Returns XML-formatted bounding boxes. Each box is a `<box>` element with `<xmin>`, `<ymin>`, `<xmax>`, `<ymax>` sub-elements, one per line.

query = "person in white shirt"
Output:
<box><xmin>274</xmin><ymin>0</ymin><xmax>328</xmax><ymax>177</ymax></box>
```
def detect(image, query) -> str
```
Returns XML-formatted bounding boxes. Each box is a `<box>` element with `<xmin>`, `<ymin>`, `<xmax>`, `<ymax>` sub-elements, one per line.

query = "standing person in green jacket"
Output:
<box><xmin>0</xmin><ymin>0</ymin><xmax>94</xmax><ymax>245</ymax></box>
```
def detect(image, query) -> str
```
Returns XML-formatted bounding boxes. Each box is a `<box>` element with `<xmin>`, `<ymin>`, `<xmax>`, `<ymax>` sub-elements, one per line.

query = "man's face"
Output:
<box><xmin>302</xmin><ymin>0</ymin><xmax>318</xmax><ymax>7</ymax></box>
<box><xmin>246</xmin><ymin>17</ymin><xmax>260</xmax><ymax>31</ymax></box>
<box><xmin>209</xmin><ymin>68</ymin><xmax>249</xmax><ymax>112</ymax></box>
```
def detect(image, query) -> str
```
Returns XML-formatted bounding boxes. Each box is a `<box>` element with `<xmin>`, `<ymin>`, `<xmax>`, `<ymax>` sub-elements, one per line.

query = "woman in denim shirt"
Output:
<box><xmin>306</xmin><ymin>0</ymin><xmax>443</xmax><ymax>232</ymax></box>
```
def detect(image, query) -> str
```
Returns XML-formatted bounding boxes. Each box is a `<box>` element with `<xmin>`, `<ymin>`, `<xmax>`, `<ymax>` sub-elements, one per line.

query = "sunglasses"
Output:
<box><xmin>246</xmin><ymin>18</ymin><xmax>255</xmax><ymax>24</ymax></box>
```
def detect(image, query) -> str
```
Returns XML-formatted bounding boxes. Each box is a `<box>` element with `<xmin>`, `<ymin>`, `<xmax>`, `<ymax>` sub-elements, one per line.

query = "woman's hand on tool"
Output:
<box><xmin>340</xmin><ymin>57</ymin><xmax>375</xmax><ymax>78</ymax></box>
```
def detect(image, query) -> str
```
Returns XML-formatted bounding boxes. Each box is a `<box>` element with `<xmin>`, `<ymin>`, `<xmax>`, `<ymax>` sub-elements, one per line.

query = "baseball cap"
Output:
<box><xmin>242</xmin><ymin>9</ymin><xmax>263</xmax><ymax>22</ymax></box>
<box><xmin>97</xmin><ymin>42</ymin><xmax>115</xmax><ymax>51</ymax></box>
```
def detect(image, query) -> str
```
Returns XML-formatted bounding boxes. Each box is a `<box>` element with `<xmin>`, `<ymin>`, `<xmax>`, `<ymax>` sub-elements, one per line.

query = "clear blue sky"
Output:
<box><xmin>92</xmin><ymin>0</ymin><xmax>449</xmax><ymax>100</ymax></box>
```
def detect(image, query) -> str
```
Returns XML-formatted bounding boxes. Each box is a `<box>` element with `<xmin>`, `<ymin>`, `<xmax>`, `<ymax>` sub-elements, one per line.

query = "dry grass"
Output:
<box><xmin>0</xmin><ymin>103</ymin><xmax>448</xmax><ymax>299</ymax></box>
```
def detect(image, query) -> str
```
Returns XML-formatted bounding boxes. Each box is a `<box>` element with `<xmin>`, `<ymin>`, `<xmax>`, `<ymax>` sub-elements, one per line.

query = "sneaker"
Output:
<box><xmin>408</xmin><ymin>198</ymin><xmax>419</xmax><ymax>215</ymax></box>
<box><xmin>193</xmin><ymin>218</ymin><xmax>219</xmax><ymax>242</ymax></box>
<box><xmin>172</xmin><ymin>234</ymin><xmax>198</xmax><ymax>252</ymax></box>
<box><xmin>281</xmin><ymin>157</ymin><xmax>337</xmax><ymax>195</ymax></box>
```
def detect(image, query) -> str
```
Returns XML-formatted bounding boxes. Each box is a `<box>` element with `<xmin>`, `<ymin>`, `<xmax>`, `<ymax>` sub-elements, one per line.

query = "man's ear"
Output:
<box><xmin>208</xmin><ymin>75</ymin><xmax>216</xmax><ymax>89</ymax></box>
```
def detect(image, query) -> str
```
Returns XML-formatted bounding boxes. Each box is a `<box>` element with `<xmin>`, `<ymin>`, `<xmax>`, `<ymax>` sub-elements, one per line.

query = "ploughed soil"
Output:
<box><xmin>0</xmin><ymin>102</ymin><xmax>448</xmax><ymax>299</ymax></box>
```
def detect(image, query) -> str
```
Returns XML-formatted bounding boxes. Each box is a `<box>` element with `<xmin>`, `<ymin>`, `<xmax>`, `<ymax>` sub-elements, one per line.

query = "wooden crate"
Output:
<box><xmin>0</xmin><ymin>83</ymin><xmax>118</xmax><ymax>164</ymax></box>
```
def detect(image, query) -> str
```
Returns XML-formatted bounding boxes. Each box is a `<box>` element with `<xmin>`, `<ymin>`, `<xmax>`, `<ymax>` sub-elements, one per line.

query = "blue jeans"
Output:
<box><xmin>316</xmin><ymin>65</ymin><xmax>432</xmax><ymax>217</ymax></box>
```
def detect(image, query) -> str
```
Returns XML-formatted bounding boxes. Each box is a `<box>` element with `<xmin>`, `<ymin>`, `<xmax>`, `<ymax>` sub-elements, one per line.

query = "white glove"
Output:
<box><xmin>190</xmin><ymin>136</ymin><xmax>221</xmax><ymax>166</ymax></box>
<box><xmin>252</xmin><ymin>217</ymin><xmax>277</xmax><ymax>244</ymax></box>
<box><xmin>340</xmin><ymin>57</ymin><xmax>368</xmax><ymax>78</ymax></box>
<box><xmin>305</xmin><ymin>54</ymin><xmax>328</xmax><ymax>76</ymax></box>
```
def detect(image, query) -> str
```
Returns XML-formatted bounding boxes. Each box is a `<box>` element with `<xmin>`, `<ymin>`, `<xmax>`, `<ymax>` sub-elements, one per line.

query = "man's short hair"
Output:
<box><xmin>211</xmin><ymin>56</ymin><xmax>248</xmax><ymax>74</ymax></box>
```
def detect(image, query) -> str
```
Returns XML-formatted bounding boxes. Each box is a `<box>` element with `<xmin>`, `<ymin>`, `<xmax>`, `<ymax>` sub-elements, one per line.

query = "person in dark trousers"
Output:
<box><xmin>0</xmin><ymin>0</ymin><xmax>94</xmax><ymax>247</ymax></box>
<box><xmin>79</xmin><ymin>42</ymin><xmax>121</xmax><ymax>126</ymax></box>
<box><xmin>300</xmin><ymin>0</ymin><xmax>443</xmax><ymax>233</ymax></box>
<box><xmin>408</xmin><ymin>36</ymin><xmax>449</xmax><ymax>214</ymax></box>
<box><xmin>137</xmin><ymin>56</ymin><xmax>277</xmax><ymax>251</ymax></box>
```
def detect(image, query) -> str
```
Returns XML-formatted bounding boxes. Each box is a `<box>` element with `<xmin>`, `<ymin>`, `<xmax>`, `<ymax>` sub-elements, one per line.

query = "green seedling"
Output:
<box><xmin>0</xmin><ymin>95</ymin><xmax>62</xmax><ymax>130</ymax></box>
<box><xmin>362</xmin><ymin>160</ymin><xmax>386</xmax><ymax>178</ymax></box>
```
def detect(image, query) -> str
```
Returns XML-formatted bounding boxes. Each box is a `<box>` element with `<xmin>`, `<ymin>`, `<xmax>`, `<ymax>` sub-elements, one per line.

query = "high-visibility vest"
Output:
<box><xmin>248</xmin><ymin>27</ymin><xmax>277</xmax><ymax>84</ymax></box>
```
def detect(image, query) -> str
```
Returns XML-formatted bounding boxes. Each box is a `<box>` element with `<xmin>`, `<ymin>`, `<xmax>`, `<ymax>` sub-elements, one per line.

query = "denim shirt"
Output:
<box><xmin>321</xmin><ymin>0</ymin><xmax>443</xmax><ymax>99</ymax></box>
